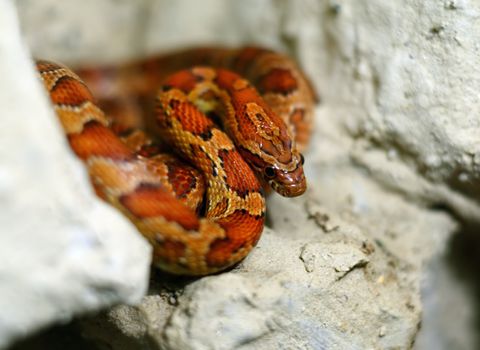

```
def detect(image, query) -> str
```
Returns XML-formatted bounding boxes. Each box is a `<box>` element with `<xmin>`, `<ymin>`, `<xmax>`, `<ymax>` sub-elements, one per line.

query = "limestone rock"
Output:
<box><xmin>0</xmin><ymin>1</ymin><xmax>151</xmax><ymax>348</ymax></box>
<box><xmin>79</xmin><ymin>119</ymin><xmax>457</xmax><ymax>348</ymax></box>
<box><xmin>79</xmin><ymin>187</ymin><xmax>455</xmax><ymax>349</ymax></box>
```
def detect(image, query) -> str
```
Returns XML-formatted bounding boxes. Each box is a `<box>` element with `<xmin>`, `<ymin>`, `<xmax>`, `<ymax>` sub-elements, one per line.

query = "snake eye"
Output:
<box><xmin>264</xmin><ymin>166</ymin><xmax>275</xmax><ymax>179</ymax></box>
<box><xmin>300</xmin><ymin>153</ymin><xmax>305</xmax><ymax>165</ymax></box>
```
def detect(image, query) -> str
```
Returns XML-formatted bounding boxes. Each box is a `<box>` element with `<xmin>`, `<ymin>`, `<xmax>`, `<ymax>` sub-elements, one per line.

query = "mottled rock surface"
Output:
<box><xmin>77</xmin><ymin>107</ymin><xmax>456</xmax><ymax>349</ymax></box>
<box><xmin>0</xmin><ymin>1</ymin><xmax>151</xmax><ymax>349</ymax></box>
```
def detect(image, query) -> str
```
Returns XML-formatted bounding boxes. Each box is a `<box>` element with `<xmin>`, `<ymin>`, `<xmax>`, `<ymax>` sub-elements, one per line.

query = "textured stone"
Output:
<box><xmin>0</xmin><ymin>1</ymin><xmax>151</xmax><ymax>348</ymax></box>
<box><xmin>80</xmin><ymin>187</ymin><xmax>455</xmax><ymax>349</ymax></box>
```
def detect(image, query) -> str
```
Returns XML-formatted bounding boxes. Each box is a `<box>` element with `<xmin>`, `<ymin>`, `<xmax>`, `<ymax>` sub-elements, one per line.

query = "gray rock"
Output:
<box><xmin>0</xmin><ymin>1</ymin><xmax>151</xmax><ymax>348</ymax></box>
<box><xmin>80</xmin><ymin>174</ymin><xmax>455</xmax><ymax>349</ymax></box>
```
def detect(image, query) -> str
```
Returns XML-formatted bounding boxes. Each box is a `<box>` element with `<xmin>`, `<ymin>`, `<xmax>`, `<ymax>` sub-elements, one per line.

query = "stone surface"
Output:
<box><xmin>7</xmin><ymin>0</ymin><xmax>480</xmax><ymax>349</ymax></box>
<box><xmin>0</xmin><ymin>1</ymin><xmax>151</xmax><ymax>349</ymax></box>
<box><xmin>414</xmin><ymin>251</ymin><xmax>478</xmax><ymax>350</ymax></box>
<box><xmin>81</xmin><ymin>106</ymin><xmax>456</xmax><ymax>349</ymax></box>
<box><xmin>79</xmin><ymin>183</ymin><xmax>455</xmax><ymax>349</ymax></box>
<box><xmin>306</xmin><ymin>1</ymin><xmax>480</xmax><ymax>222</ymax></box>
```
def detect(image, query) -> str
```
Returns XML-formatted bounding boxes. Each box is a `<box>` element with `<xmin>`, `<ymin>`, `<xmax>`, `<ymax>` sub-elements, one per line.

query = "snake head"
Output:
<box><xmin>263</xmin><ymin>152</ymin><xmax>306</xmax><ymax>197</ymax></box>
<box><xmin>239</xmin><ymin>147</ymin><xmax>306</xmax><ymax>197</ymax></box>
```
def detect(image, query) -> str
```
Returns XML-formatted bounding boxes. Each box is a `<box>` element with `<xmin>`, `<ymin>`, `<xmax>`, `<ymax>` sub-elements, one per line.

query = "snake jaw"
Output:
<box><xmin>269</xmin><ymin>165</ymin><xmax>307</xmax><ymax>197</ymax></box>
<box><xmin>267</xmin><ymin>148</ymin><xmax>307</xmax><ymax>197</ymax></box>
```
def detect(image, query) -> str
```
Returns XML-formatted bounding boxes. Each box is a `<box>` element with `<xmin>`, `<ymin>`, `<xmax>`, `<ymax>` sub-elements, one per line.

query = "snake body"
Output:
<box><xmin>37</xmin><ymin>47</ymin><xmax>316</xmax><ymax>275</ymax></box>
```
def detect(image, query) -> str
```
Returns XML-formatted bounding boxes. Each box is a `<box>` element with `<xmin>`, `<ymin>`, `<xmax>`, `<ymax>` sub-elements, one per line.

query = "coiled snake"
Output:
<box><xmin>37</xmin><ymin>47</ymin><xmax>316</xmax><ymax>275</ymax></box>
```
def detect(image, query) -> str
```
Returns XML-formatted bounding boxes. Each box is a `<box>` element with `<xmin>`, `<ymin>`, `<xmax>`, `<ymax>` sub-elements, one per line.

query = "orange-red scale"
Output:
<box><xmin>168</xmin><ymin>100</ymin><xmax>214</xmax><ymax>136</ymax></box>
<box><xmin>256</xmin><ymin>68</ymin><xmax>298</xmax><ymax>95</ymax></box>
<box><xmin>218</xmin><ymin>149</ymin><xmax>261</xmax><ymax>195</ymax></box>
<box><xmin>166</xmin><ymin>161</ymin><xmax>200</xmax><ymax>199</ymax></box>
<box><xmin>206</xmin><ymin>211</ymin><xmax>264</xmax><ymax>268</ymax></box>
<box><xmin>68</xmin><ymin>121</ymin><xmax>132</xmax><ymax>160</ymax></box>
<box><xmin>120</xmin><ymin>185</ymin><xmax>199</xmax><ymax>231</ymax></box>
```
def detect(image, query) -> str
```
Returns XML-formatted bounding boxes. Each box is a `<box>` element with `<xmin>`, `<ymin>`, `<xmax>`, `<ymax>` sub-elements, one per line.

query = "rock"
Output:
<box><xmin>79</xmin><ymin>187</ymin><xmax>455</xmax><ymax>349</ymax></box>
<box><xmin>0</xmin><ymin>1</ymin><xmax>151</xmax><ymax>348</ymax></box>
<box><xmin>305</xmin><ymin>1</ymin><xmax>480</xmax><ymax>220</ymax></box>
<box><xmin>414</xmin><ymin>251</ymin><xmax>478</xmax><ymax>350</ymax></box>
<box><xmin>79</xmin><ymin>138</ymin><xmax>457</xmax><ymax>348</ymax></box>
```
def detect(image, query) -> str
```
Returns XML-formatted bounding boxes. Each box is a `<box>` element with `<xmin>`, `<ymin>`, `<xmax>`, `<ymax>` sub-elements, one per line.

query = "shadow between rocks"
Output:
<box><xmin>446</xmin><ymin>222</ymin><xmax>480</xmax><ymax>346</ymax></box>
<box><xmin>7</xmin><ymin>322</ymin><xmax>98</xmax><ymax>350</ymax></box>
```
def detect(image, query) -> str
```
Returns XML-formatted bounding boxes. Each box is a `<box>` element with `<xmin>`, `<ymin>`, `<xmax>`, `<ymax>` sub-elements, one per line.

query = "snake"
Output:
<box><xmin>37</xmin><ymin>47</ymin><xmax>316</xmax><ymax>275</ymax></box>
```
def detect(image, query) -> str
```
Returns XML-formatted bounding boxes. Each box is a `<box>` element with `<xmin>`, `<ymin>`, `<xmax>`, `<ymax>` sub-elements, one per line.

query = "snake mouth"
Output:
<box><xmin>270</xmin><ymin>170</ymin><xmax>307</xmax><ymax>197</ymax></box>
<box><xmin>273</xmin><ymin>180</ymin><xmax>306</xmax><ymax>197</ymax></box>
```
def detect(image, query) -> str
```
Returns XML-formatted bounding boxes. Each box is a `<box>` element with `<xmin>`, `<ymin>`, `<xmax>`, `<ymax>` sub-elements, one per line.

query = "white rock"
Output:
<box><xmin>306</xmin><ymin>0</ymin><xmax>480</xmax><ymax>217</ymax></box>
<box><xmin>0</xmin><ymin>1</ymin><xmax>151</xmax><ymax>348</ymax></box>
<box><xmin>80</xmin><ymin>189</ymin><xmax>456</xmax><ymax>349</ymax></box>
<box><xmin>80</xmin><ymin>157</ymin><xmax>456</xmax><ymax>348</ymax></box>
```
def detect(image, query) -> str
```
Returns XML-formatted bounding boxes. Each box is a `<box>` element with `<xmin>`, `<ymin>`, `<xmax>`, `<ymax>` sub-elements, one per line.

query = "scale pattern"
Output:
<box><xmin>37</xmin><ymin>47</ymin><xmax>315</xmax><ymax>275</ymax></box>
